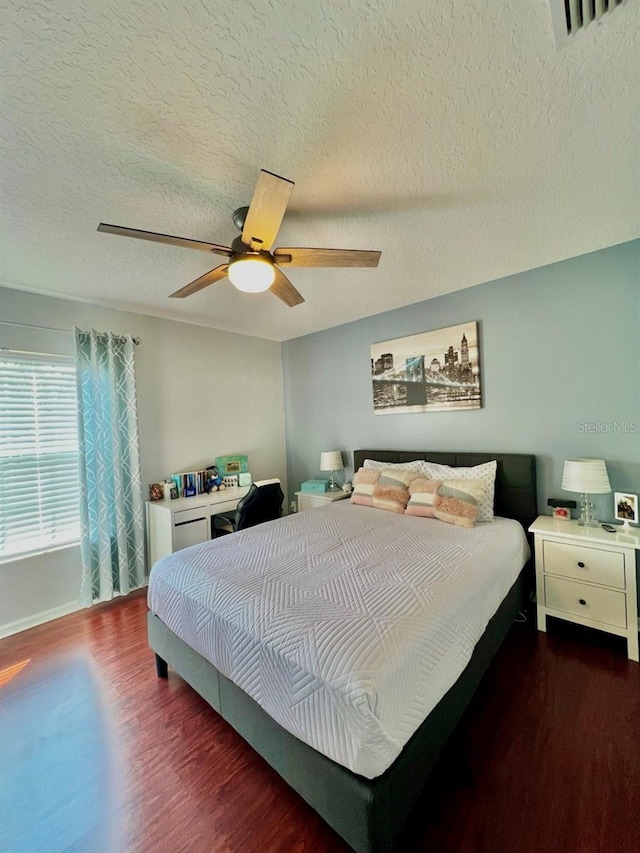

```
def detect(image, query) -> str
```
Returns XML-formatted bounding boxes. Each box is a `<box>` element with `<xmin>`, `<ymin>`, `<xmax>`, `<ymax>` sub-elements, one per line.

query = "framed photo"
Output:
<box><xmin>552</xmin><ymin>506</ymin><xmax>571</xmax><ymax>521</ymax></box>
<box><xmin>149</xmin><ymin>483</ymin><xmax>164</xmax><ymax>502</ymax></box>
<box><xmin>614</xmin><ymin>492</ymin><xmax>638</xmax><ymax>526</ymax></box>
<box><xmin>371</xmin><ymin>321</ymin><xmax>482</xmax><ymax>414</ymax></box>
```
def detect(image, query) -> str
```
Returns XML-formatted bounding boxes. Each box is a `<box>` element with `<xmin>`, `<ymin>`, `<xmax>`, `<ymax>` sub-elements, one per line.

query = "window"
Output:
<box><xmin>0</xmin><ymin>352</ymin><xmax>80</xmax><ymax>561</ymax></box>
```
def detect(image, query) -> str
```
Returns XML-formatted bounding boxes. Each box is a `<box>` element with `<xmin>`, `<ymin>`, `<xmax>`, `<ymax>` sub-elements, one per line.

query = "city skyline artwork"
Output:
<box><xmin>371</xmin><ymin>321</ymin><xmax>482</xmax><ymax>414</ymax></box>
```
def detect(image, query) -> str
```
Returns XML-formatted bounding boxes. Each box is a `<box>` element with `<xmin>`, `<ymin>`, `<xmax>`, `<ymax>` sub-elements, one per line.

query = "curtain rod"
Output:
<box><xmin>0</xmin><ymin>319</ymin><xmax>141</xmax><ymax>345</ymax></box>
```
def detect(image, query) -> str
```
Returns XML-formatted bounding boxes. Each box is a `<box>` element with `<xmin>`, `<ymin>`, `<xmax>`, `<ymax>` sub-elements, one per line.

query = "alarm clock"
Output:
<box><xmin>552</xmin><ymin>506</ymin><xmax>571</xmax><ymax>520</ymax></box>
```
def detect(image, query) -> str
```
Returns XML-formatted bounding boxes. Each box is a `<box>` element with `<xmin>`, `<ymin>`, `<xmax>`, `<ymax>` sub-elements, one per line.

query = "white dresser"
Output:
<box><xmin>529</xmin><ymin>516</ymin><xmax>639</xmax><ymax>661</ymax></box>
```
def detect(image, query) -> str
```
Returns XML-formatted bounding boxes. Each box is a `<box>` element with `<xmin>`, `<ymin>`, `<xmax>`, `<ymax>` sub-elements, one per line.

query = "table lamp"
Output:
<box><xmin>320</xmin><ymin>451</ymin><xmax>344</xmax><ymax>492</ymax></box>
<box><xmin>561</xmin><ymin>458</ymin><xmax>611</xmax><ymax>527</ymax></box>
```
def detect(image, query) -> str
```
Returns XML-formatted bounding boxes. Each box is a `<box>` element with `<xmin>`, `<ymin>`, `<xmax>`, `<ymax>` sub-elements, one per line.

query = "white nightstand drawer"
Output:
<box><xmin>542</xmin><ymin>540</ymin><xmax>625</xmax><ymax>589</ymax></box>
<box><xmin>544</xmin><ymin>576</ymin><xmax>627</xmax><ymax>629</ymax></box>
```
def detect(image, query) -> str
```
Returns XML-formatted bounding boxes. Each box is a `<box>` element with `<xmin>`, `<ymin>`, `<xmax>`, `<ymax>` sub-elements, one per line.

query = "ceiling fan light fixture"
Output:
<box><xmin>228</xmin><ymin>256</ymin><xmax>275</xmax><ymax>293</ymax></box>
<box><xmin>99</xmin><ymin>168</ymin><xmax>381</xmax><ymax>307</ymax></box>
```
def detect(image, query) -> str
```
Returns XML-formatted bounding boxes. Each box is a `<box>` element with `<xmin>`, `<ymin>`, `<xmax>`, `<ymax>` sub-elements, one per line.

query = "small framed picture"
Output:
<box><xmin>552</xmin><ymin>506</ymin><xmax>571</xmax><ymax>521</ymax></box>
<box><xmin>149</xmin><ymin>483</ymin><xmax>164</xmax><ymax>502</ymax></box>
<box><xmin>614</xmin><ymin>492</ymin><xmax>638</xmax><ymax>526</ymax></box>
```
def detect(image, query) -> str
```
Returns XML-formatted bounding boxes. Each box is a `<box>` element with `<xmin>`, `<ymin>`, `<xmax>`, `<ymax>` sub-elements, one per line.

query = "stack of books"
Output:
<box><xmin>170</xmin><ymin>470</ymin><xmax>208</xmax><ymax>498</ymax></box>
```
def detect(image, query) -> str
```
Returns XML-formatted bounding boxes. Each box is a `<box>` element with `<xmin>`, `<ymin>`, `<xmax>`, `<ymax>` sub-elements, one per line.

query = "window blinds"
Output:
<box><xmin>0</xmin><ymin>352</ymin><xmax>80</xmax><ymax>560</ymax></box>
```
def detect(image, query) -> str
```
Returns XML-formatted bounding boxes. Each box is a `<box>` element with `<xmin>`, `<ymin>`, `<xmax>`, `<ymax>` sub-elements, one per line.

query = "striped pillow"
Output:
<box><xmin>350</xmin><ymin>467</ymin><xmax>380</xmax><ymax>508</ymax></box>
<box><xmin>421</xmin><ymin>460</ymin><xmax>497</xmax><ymax>521</ymax></box>
<box><xmin>351</xmin><ymin>467</ymin><xmax>417</xmax><ymax>514</ymax></box>
<box><xmin>433</xmin><ymin>479</ymin><xmax>486</xmax><ymax>528</ymax></box>
<box><xmin>405</xmin><ymin>478</ymin><xmax>442</xmax><ymax>518</ymax></box>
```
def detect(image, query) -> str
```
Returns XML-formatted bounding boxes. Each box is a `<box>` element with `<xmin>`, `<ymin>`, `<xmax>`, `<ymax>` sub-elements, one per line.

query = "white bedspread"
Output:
<box><xmin>148</xmin><ymin>503</ymin><xmax>530</xmax><ymax>779</ymax></box>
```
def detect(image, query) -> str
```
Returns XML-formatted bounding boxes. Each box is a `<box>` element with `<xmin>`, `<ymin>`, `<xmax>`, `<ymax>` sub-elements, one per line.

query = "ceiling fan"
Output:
<box><xmin>98</xmin><ymin>169</ymin><xmax>381</xmax><ymax>307</ymax></box>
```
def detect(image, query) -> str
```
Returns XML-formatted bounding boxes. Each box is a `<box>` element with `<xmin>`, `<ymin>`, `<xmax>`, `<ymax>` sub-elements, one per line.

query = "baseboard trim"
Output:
<box><xmin>0</xmin><ymin>600</ymin><xmax>84</xmax><ymax>640</ymax></box>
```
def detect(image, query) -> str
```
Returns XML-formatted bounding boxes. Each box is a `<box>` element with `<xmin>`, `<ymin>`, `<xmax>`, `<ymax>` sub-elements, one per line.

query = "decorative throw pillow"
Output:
<box><xmin>374</xmin><ymin>468</ymin><xmax>419</xmax><ymax>513</ymax></box>
<box><xmin>420</xmin><ymin>460</ymin><xmax>497</xmax><ymax>522</ymax></box>
<box><xmin>433</xmin><ymin>479</ymin><xmax>486</xmax><ymax>528</ymax></box>
<box><xmin>405</xmin><ymin>478</ymin><xmax>442</xmax><ymax>517</ymax></box>
<box><xmin>363</xmin><ymin>458</ymin><xmax>425</xmax><ymax>473</ymax></box>
<box><xmin>350</xmin><ymin>467</ymin><xmax>380</xmax><ymax>507</ymax></box>
<box><xmin>351</xmin><ymin>467</ymin><xmax>418</xmax><ymax>514</ymax></box>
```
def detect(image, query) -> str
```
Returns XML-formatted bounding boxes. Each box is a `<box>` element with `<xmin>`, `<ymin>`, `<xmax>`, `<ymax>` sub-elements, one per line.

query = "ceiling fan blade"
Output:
<box><xmin>270</xmin><ymin>266</ymin><xmax>305</xmax><ymax>307</ymax></box>
<box><xmin>98</xmin><ymin>223</ymin><xmax>232</xmax><ymax>256</ymax></box>
<box><xmin>273</xmin><ymin>248</ymin><xmax>381</xmax><ymax>268</ymax></box>
<box><xmin>241</xmin><ymin>170</ymin><xmax>294</xmax><ymax>251</ymax></box>
<box><xmin>169</xmin><ymin>264</ymin><xmax>229</xmax><ymax>298</ymax></box>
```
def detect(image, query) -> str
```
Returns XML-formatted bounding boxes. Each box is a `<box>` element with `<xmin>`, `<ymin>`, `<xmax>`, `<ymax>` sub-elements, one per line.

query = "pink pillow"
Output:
<box><xmin>350</xmin><ymin>467</ymin><xmax>380</xmax><ymax>507</ymax></box>
<box><xmin>350</xmin><ymin>467</ymin><xmax>416</xmax><ymax>513</ymax></box>
<box><xmin>405</xmin><ymin>478</ymin><xmax>441</xmax><ymax>518</ymax></box>
<box><xmin>433</xmin><ymin>479</ymin><xmax>486</xmax><ymax>527</ymax></box>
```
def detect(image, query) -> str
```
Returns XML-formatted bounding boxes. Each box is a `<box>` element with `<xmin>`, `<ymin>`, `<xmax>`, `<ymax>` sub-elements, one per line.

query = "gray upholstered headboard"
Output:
<box><xmin>353</xmin><ymin>450</ymin><xmax>538</xmax><ymax>532</ymax></box>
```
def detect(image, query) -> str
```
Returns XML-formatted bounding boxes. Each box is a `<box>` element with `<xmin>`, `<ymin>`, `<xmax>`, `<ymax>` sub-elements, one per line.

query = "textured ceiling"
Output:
<box><xmin>1</xmin><ymin>0</ymin><xmax>638</xmax><ymax>342</ymax></box>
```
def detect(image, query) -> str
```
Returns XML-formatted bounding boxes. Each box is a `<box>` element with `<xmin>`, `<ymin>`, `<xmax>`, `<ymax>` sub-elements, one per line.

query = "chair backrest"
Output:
<box><xmin>235</xmin><ymin>479</ymin><xmax>284</xmax><ymax>531</ymax></box>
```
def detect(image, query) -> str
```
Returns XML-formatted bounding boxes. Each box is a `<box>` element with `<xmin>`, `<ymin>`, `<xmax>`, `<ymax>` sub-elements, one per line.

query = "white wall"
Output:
<box><xmin>0</xmin><ymin>285</ymin><xmax>286</xmax><ymax>637</ymax></box>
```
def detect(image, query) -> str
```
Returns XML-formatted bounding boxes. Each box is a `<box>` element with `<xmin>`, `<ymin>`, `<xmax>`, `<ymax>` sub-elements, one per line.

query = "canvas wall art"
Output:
<box><xmin>371</xmin><ymin>321</ymin><xmax>482</xmax><ymax>414</ymax></box>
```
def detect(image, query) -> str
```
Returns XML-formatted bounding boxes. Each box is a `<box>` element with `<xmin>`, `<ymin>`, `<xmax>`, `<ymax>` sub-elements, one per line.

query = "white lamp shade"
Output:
<box><xmin>561</xmin><ymin>458</ymin><xmax>611</xmax><ymax>494</ymax></box>
<box><xmin>320</xmin><ymin>451</ymin><xmax>343</xmax><ymax>472</ymax></box>
<box><xmin>228</xmin><ymin>257</ymin><xmax>275</xmax><ymax>292</ymax></box>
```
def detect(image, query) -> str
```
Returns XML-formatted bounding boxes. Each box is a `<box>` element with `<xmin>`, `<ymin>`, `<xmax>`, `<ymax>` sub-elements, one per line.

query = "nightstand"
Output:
<box><xmin>529</xmin><ymin>516</ymin><xmax>639</xmax><ymax>661</ymax></box>
<box><xmin>295</xmin><ymin>490</ymin><xmax>350</xmax><ymax>512</ymax></box>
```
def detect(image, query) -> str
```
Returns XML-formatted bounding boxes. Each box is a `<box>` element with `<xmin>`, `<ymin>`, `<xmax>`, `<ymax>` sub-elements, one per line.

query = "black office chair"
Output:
<box><xmin>212</xmin><ymin>479</ymin><xmax>284</xmax><ymax>537</ymax></box>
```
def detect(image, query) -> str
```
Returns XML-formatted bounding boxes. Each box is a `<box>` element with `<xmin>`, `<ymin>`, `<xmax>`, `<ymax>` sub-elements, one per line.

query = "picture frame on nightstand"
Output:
<box><xmin>614</xmin><ymin>492</ymin><xmax>637</xmax><ymax>527</ymax></box>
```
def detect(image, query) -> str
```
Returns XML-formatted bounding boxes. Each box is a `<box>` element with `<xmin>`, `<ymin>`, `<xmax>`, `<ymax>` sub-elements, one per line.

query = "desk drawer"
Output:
<box><xmin>173</xmin><ymin>517</ymin><xmax>208</xmax><ymax>551</ymax></box>
<box><xmin>542</xmin><ymin>540</ymin><xmax>625</xmax><ymax>589</ymax></box>
<box><xmin>544</xmin><ymin>576</ymin><xmax>627</xmax><ymax>629</ymax></box>
<box><xmin>174</xmin><ymin>506</ymin><xmax>207</xmax><ymax>525</ymax></box>
<box><xmin>210</xmin><ymin>498</ymin><xmax>241</xmax><ymax>516</ymax></box>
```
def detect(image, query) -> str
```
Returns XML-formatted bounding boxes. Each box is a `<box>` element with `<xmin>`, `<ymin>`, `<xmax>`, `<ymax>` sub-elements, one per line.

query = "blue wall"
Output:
<box><xmin>282</xmin><ymin>239</ymin><xmax>640</xmax><ymax>522</ymax></box>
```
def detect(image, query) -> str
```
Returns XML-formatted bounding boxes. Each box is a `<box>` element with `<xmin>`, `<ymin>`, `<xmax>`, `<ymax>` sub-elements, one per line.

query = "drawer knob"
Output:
<box><xmin>579</xmin><ymin>598</ymin><xmax>587</xmax><ymax>606</ymax></box>
<box><xmin>577</xmin><ymin>561</ymin><xmax>585</xmax><ymax>568</ymax></box>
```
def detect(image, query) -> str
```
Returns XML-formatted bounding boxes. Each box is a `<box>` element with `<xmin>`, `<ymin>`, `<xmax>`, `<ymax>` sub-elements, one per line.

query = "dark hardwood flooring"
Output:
<box><xmin>1</xmin><ymin>593</ymin><xmax>638</xmax><ymax>853</ymax></box>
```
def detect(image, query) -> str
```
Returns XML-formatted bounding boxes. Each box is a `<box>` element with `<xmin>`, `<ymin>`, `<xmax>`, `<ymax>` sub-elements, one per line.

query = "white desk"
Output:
<box><xmin>147</xmin><ymin>487</ymin><xmax>250</xmax><ymax>567</ymax></box>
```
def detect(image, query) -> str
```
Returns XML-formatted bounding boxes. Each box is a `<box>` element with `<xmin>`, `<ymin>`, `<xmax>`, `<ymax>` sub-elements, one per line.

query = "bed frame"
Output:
<box><xmin>148</xmin><ymin>450</ymin><xmax>537</xmax><ymax>853</ymax></box>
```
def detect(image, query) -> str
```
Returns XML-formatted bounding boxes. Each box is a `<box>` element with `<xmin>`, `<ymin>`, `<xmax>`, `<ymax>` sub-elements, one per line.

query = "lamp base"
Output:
<box><xmin>326</xmin><ymin>470</ymin><xmax>342</xmax><ymax>491</ymax></box>
<box><xmin>577</xmin><ymin>492</ymin><xmax>599</xmax><ymax>527</ymax></box>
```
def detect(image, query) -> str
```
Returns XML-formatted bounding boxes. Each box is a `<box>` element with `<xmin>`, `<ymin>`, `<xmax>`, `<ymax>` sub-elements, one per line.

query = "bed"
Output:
<box><xmin>147</xmin><ymin>449</ymin><xmax>537</xmax><ymax>852</ymax></box>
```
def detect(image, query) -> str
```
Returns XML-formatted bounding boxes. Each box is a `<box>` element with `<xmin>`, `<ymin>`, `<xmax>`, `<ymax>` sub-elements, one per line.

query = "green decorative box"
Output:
<box><xmin>301</xmin><ymin>479</ymin><xmax>329</xmax><ymax>493</ymax></box>
<box><xmin>215</xmin><ymin>455</ymin><xmax>249</xmax><ymax>477</ymax></box>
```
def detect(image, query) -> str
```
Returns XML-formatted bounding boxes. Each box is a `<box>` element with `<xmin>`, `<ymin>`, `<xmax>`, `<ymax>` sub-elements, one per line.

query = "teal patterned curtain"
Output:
<box><xmin>74</xmin><ymin>328</ymin><xmax>145</xmax><ymax>605</ymax></box>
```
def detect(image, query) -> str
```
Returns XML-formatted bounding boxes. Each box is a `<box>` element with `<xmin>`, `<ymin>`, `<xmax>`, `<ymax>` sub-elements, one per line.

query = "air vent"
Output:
<box><xmin>549</xmin><ymin>0</ymin><xmax>626</xmax><ymax>45</ymax></box>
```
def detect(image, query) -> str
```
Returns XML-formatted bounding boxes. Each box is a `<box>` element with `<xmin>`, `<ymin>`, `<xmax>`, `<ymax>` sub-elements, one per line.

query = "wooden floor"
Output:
<box><xmin>1</xmin><ymin>593</ymin><xmax>638</xmax><ymax>853</ymax></box>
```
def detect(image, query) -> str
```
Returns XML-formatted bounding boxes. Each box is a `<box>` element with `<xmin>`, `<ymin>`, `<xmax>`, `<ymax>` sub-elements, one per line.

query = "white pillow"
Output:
<box><xmin>420</xmin><ymin>460</ymin><xmax>497</xmax><ymax>522</ymax></box>
<box><xmin>363</xmin><ymin>458</ymin><xmax>425</xmax><ymax>473</ymax></box>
